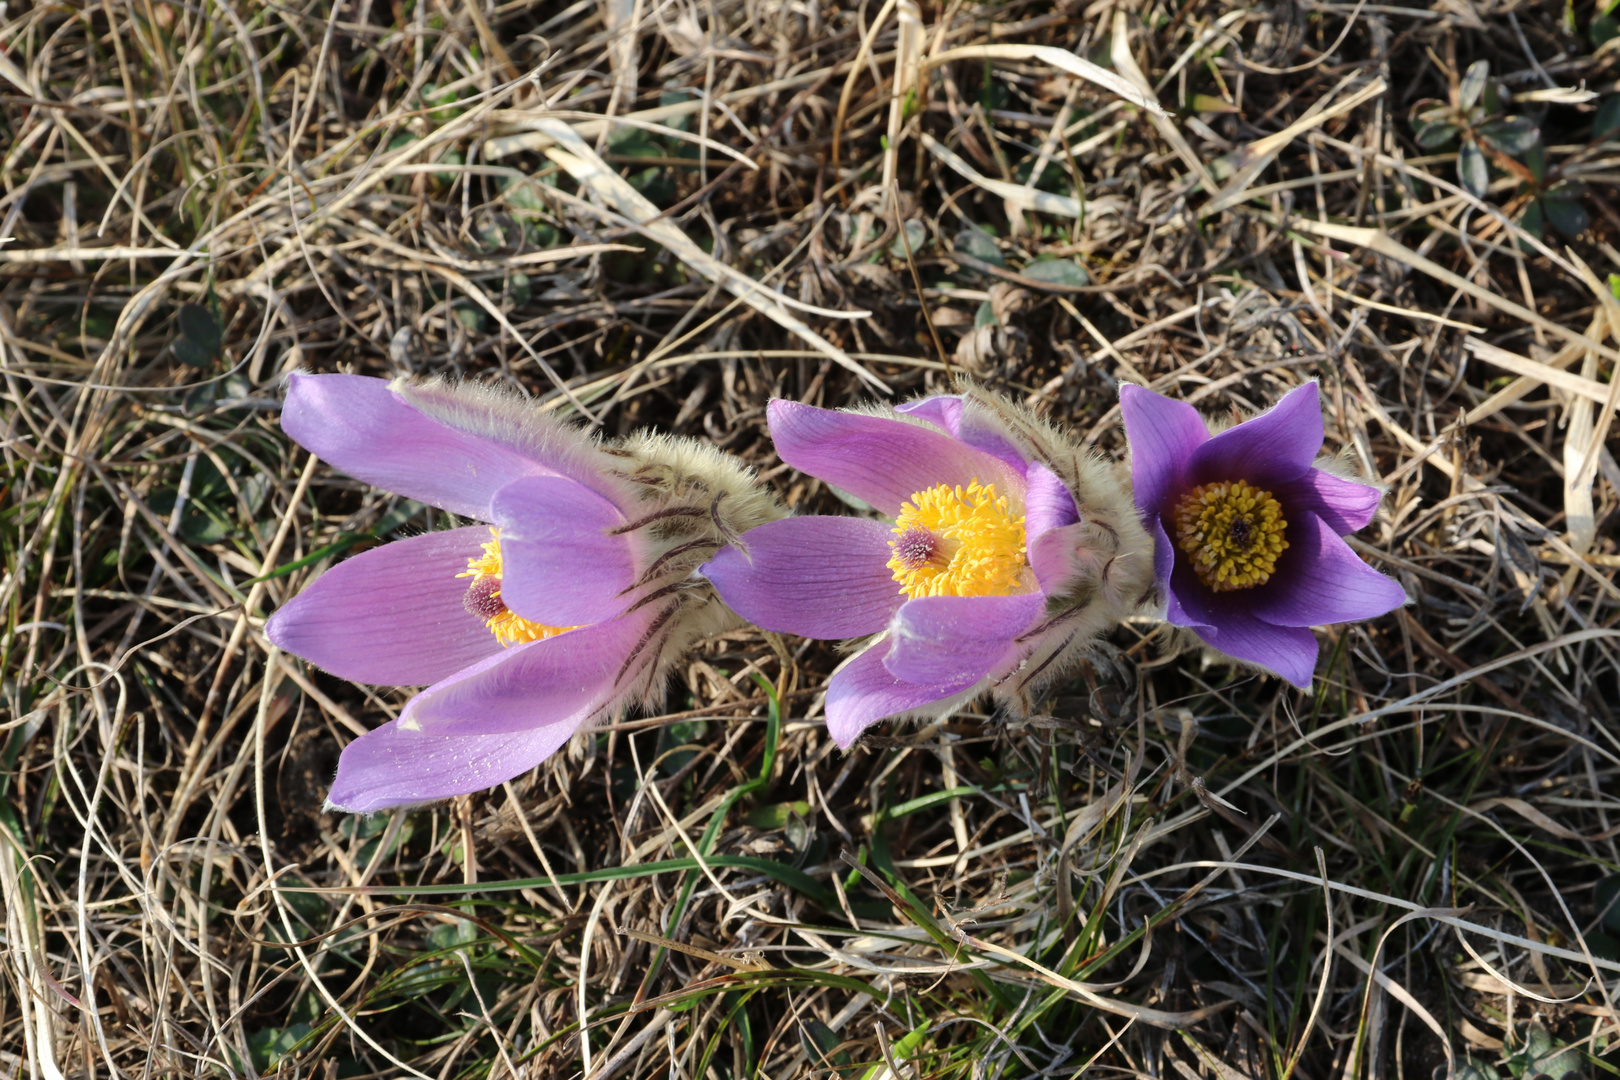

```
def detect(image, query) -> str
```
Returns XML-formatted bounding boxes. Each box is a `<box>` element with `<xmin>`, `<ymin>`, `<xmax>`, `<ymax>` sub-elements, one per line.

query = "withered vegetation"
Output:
<box><xmin>2</xmin><ymin>0</ymin><xmax>1619</xmax><ymax>1076</ymax></box>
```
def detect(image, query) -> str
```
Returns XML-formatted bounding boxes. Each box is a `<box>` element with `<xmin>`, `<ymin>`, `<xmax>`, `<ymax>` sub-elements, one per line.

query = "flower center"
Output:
<box><xmin>886</xmin><ymin>480</ymin><xmax>1027</xmax><ymax>599</ymax></box>
<box><xmin>1172</xmin><ymin>480</ymin><xmax>1289</xmax><ymax>592</ymax></box>
<box><xmin>459</xmin><ymin>527</ymin><xmax>575</xmax><ymax>646</ymax></box>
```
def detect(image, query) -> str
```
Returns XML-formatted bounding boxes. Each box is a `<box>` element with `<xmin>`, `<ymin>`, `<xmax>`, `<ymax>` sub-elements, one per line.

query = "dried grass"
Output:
<box><xmin>3</xmin><ymin>0</ymin><xmax>1620</xmax><ymax>1076</ymax></box>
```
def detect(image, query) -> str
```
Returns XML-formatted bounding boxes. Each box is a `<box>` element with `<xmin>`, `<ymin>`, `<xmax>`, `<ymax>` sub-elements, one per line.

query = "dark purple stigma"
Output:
<box><xmin>893</xmin><ymin>527</ymin><xmax>940</xmax><ymax>571</ymax></box>
<box><xmin>1228</xmin><ymin>517</ymin><xmax>1253</xmax><ymax>548</ymax></box>
<box><xmin>463</xmin><ymin>576</ymin><xmax>507</xmax><ymax>620</ymax></box>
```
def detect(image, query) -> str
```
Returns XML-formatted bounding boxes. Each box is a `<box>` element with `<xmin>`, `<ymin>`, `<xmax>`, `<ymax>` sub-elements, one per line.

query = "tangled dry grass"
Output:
<box><xmin>4</xmin><ymin>0</ymin><xmax>1620</xmax><ymax>1076</ymax></box>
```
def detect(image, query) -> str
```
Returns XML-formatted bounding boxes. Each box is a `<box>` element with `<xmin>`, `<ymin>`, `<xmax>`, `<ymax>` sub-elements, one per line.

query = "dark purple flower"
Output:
<box><xmin>267</xmin><ymin>374</ymin><xmax>780</xmax><ymax>812</ymax></box>
<box><xmin>701</xmin><ymin>391</ymin><xmax>1153</xmax><ymax>747</ymax></box>
<box><xmin>1119</xmin><ymin>382</ymin><xmax>1406</xmax><ymax>688</ymax></box>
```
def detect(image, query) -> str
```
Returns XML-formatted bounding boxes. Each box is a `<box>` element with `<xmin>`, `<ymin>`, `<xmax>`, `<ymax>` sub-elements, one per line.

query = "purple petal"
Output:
<box><xmin>397</xmin><ymin>609</ymin><xmax>658</xmax><ymax>736</ymax></box>
<box><xmin>767</xmin><ymin>400</ymin><xmax>1017</xmax><ymax>516</ymax></box>
<box><xmin>1150</xmin><ymin>515</ymin><xmax>1176</xmax><ymax>594</ymax></box>
<box><xmin>824</xmin><ymin>645</ymin><xmax>979</xmax><ymax>748</ymax></box>
<box><xmin>895</xmin><ymin>395</ymin><xmax>964</xmax><ymax>435</ymax></box>
<box><xmin>491</xmin><ymin>476</ymin><xmax>635</xmax><ymax>627</ymax></box>
<box><xmin>883</xmin><ymin>593</ymin><xmax>1043</xmax><ymax>686</ymax></box>
<box><xmin>1249</xmin><ymin>513</ymin><xmax>1408</xmax><ymax>627</ymax></box>
<box><xmin>1119</xmin><ymin>384</ymin><xmax>1208</xmax><ymax>518</ymax></box>
<box><xmin>266</xmin><ymin>527</ymin><xmax>499</xmax><ymax>686</ymax></box>
<box><xmin>1024</xmin><ymin>462</ymin><xmax>1079</xmax><ymax>541</ymax></box>
<box><xmin>281</xmin><ymin>374</ymin><xmax>553</xmax><ymax>520</ymax></box>
<box><xmin>701</xmin><ymin>517</ymin><xmax>902</xmax><ymax>639</ymax></box>
<box><xmin>1029</xmin><ymin>521</ymin><xmax>1111</xmax><ymax>595</ymax></box>
<box><xmin>954</xmin><ymin>407</ymin><xmax>1031</xmax><ymax>471</ymax></box>
<box><xmin>392</xmin><ymin>380</ymin><xmax>641</xmax><ymax>507</ymax></box>
<box><xmin>327</xmin><ymin>717</ymin><xmax>579</xmax><ymax>812</ymax></box>
<box><xmin>1187</xmin><ymin>382</ymin><xmax>1323</xmax><ymax>490</ymax></box>
<box><xmin>898</xmin><ymin>395</ymin><xmax>1028</xmax><ymax>471</ymax></box>
<box><xmin>1275</xmin><ymin>468</ymin><xmax>1382</xmax><ymax>534</ymax></box>
<box><xmin>1165</xmin><ymin>560</ymin><xmax>1319</xmax><ymax>688</ymax></box>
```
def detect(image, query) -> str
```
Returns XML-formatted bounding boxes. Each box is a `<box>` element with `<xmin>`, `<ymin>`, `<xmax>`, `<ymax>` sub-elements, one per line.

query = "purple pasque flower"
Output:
<box><xmin>267</xmin><ymin>374</ymin><xmax>781</xmax><ymax>812</ymax></box>
<box><xmin>700</xmin><ymin>389</ymin><xmax>1155</xmax><ymax>748</ymax></box>
<box><xmin>1119</xmin><ymin>381</ymin><xmax>1406</xmax><ymax>689</ymax></box>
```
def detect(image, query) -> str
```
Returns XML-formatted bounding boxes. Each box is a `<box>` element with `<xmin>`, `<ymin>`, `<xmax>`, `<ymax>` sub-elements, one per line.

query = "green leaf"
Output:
<box><xmin>1414</xmin><ymin>121</ymin><xmax>1460</xmax><ymax>149</ymax></box>
<box><xmin>1477</xmin><ymin>116</ymin><xmax>1539</xmax><ymax>155</ymax></box>
<box><xmin>1592</xmin><ymin>11</ymin><xmax>1619</xmax><ymax>46</ymax></box>
<box><xmin>974</xmin><ymin>300</ymin><xmax>998</xmax><ymax>328</ymax></box>
<box><xmin>745</xmin><ymin>801</ymin><xmax>811</xmax><ymax>829</ymax></box>
<box><xmin>1457</xmin><ymin>1059</ymin><xmax>1502</xmax><ymax>1080</ymax></box>
<box><xmin>1520</xmin><ymin>200</ymin><xmax>1545</xmax><ymax>241</ymax></box>
<box><xmin>887</xmin><ymin>219</ymin><xmax>928</xmax><ymax>259</ymax></box>
<box><xmin>1457</xmin><ymin>138</ymin><xmax>1489</xmax><ymax>197</ymax></box>
<box><xmin>799</xmin><ymin>1018</ymin><xmax>854</xmax><ymax>1076</ymax></box>
<box><xmin>954</xmin><ymin>224</ymin><xmax>1005</xmax><ymax>267</ymax></box>
<box><xmin>507</xmin><ymin>271</ymin><xmax>531</xmax><ymax>306</ymax></box>
<box><xmin>658</xmin><ymin>90</ymin><xmax>694</xmax><ymax>130</ymax></box>
<box><xmin>857</xmin><ymin>1022</ymin><xmax>930</xmax><ymax>1080</ymax></box>
<box><xmin>244</xmin><ymin>1024</ymin><xmax>314</xmax><ymax>1073</ymax></box>
<box><xmin>501</xmin><ymin>175</ymin><xmax>549</xmax><ymax>212</ymax></box>
<box><xmin>1188</xmin><ymin>93</ymin><xmax>1238</xmax><ymax>114</ymax></box>
<box><xmin>171</xmin><ymin>338</ymin><xmax>213</xmax><ymax>368</ymax></box>
<box><xmin>1595</xmin><ymin>97</ymin><xmax>1620</xmax><ymax>141</ymax></box>
<box><xmin>1415</xmin><ymin>104</ymin><xmax>1457</xmax><ymax>126</ymax></box>
<box><xmin>1021</xmin><ymin>257</ymin><xmax>1090</xmax><ymax>287</ymax></box>
<box><xmin>1597</xmin><ymin>875</ymin><xmax>1620</xmax><ymax>931</ymax></box>
<box><xmin>1459</xmin><ymin>60</ymin><xmax>1489</xmax><ymax>110</ymax></box>
<box><xmin>434</xmin><ymin>148</ymin><xmax>464</xmax><ymax>184</ymax></box>
<box><xmin>427</xmin><ymin>917</ymin><xmax>478</xmax><ymax>950</ymax></box>
<box><xmin>177</xmin><ymin>302</ymin><xmax>221</xmax><ymax>355</ymax></box>
<box><xmin>1544</xmin><ymin>196</ymin><xmax>1588</xmax><ymax>237</ymax></box>
<box><xmin>1505</xmin><ymin>1022</ymin><xmax>1581</xmax><ymax>1079</ymax></box>
<box><xmin>1587</xmin><ymin>931</ymin><xmax>1620</xmax><ymax>961</ymax></box>
<box><xmin>1525</xmin><ymin>141</ymin><xmax>1548</xmax><ymax>183</ymax></box>
<box><xmin>872</xmin><ymin>786</ymin><xmax>979</xmax><ymax>827</ymax></box>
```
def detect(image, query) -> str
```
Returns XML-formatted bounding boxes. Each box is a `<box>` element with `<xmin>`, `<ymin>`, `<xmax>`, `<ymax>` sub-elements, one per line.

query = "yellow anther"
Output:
<box><xmin>459</xmin><ymin>528</ymin><xmax>576</xmax><ymax>646</ymax></box>
<box><xmin>1172</xmin><ymin>480</ymin><xmax>1289</xmax><ymax>592</ymax></box>
<box><xmin>886</xmin><ymin>480</ymin><xmax>1028</xmax><ymax>599</ymax></box>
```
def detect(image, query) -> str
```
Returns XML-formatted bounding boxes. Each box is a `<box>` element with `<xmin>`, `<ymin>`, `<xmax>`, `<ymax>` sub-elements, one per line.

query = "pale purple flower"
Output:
<box><xmin>267</xmin><ymin>374</ymin><xmax>780</xmax><ymax>812</ymax></box>
<box><xmin>700</xmin><ymin>390</ymin><xmax>1154</xmax><ymax>748</ymax></box>
<box><xmin>1119</xmin><ymin>381</ymin><xmax>1407</xmax><ymax>688</ymax></box>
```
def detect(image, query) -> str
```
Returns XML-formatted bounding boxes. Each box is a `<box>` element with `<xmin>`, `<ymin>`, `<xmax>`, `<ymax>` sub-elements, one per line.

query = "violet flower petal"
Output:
<box><xmin>1167</xmin><ymin>561</ymin><xmax>1319</xmax><ymax>688</ymax></box>
<box><xmin>896</xmin><ymin>395</ymin><xmax>1026</xmax><ymax>471</ymax></box>
<box><xmin>266</xmin><ymin>526</ymin><xmax>499</xmax><ymax>686</ymax></box>
<box><xmin>491</xmin><ymin>475</ymin><xmax>635</xmax><ymax>627</ymax></box>
<box><xmin>281</xmin><ymin>373</ymin><xmax>552</xmax><ymax>520</ymax></box>
<box><xmin>1028</xmin><ymin>521</ymin><xmax>1099</xmax><ymax>595</ymax></box>
<box><xmin>1024</xmin><ymin>461</ymin><xmax>1080</xmax><ymax>541</ymax></box>
<box><xmin>397</xmin><ymin>610</ymin><xmax>657</xmax><ymax>736</ymax></box>
<box><xmin>895</xmin><ymin>395</ymin><xmax>963</xmax><ymax>435</ymax></box>
<box><xmin>1249</xmin><ymin>513</ymin><xmax>1408</xmax><ymax>627</ymax></box>
<box><xmin>824</xmin><ymin>645</ymin><xmax>978</xmax><ymax>748</ymax></box>
<box><xmin>701</xmin><ymin>517</ymin><xmax>902</xmax><ymax>639</ymax></box>
<box><xmin>1148</xmin><ymin>515</ymin><xmax>1177</xmax><ymax>605</ymax></box>
<box><xmin>327</xmin><ymin>718</ymin><xmax>579</xmax><ymax>813</ymax></box>
<box><xmin>391</xmin><ymin>379</ymin><xmax>621</xmax><ymax>498</ymax></box>
<box><xmin>1274</xmin><ymin>468</ymin><xmax>1382</xmax><ymax>534</ymax></box>
<box><xmin>768</xmin><ymin>400</ymin><xmax>1017</xmax><ymax>516</ymax></box>
<box><xmin>883</xmin><ymin>593</ymin><xmax>1044</xmax><ymax>686</ymax></box>
<box><xmin>1186</xmin><ymin>382</ymin><xmax>1322</xmax><ymax>489</ymax></box>
<box><xmin>1119</xmin><ymin>384</ymin><xmax>1208</xmax><ymax>516</ymax></box>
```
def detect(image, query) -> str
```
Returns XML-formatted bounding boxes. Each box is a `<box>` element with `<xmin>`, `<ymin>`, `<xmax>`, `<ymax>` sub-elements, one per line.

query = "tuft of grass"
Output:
<box><xmin>3</xmin><ymin>0</ymin><xmax>1620</xmax><ymax>1076</ymax></box>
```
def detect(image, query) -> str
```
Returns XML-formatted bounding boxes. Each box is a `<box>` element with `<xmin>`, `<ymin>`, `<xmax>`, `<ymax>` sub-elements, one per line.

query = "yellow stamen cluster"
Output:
<box><xmin>886</xmin><ymin>480</ymin><xmax>1028</xmax><ymax>599</ymax></box>
<box><xmin>460</xmin><ymin>528</ymin><xmax>576</xmax><ymax>646</ymax></box>
<box><xmin>1172</xmin><ymin>480</ymin><xmax>1289</xmax><ymax>592</ymax></box>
